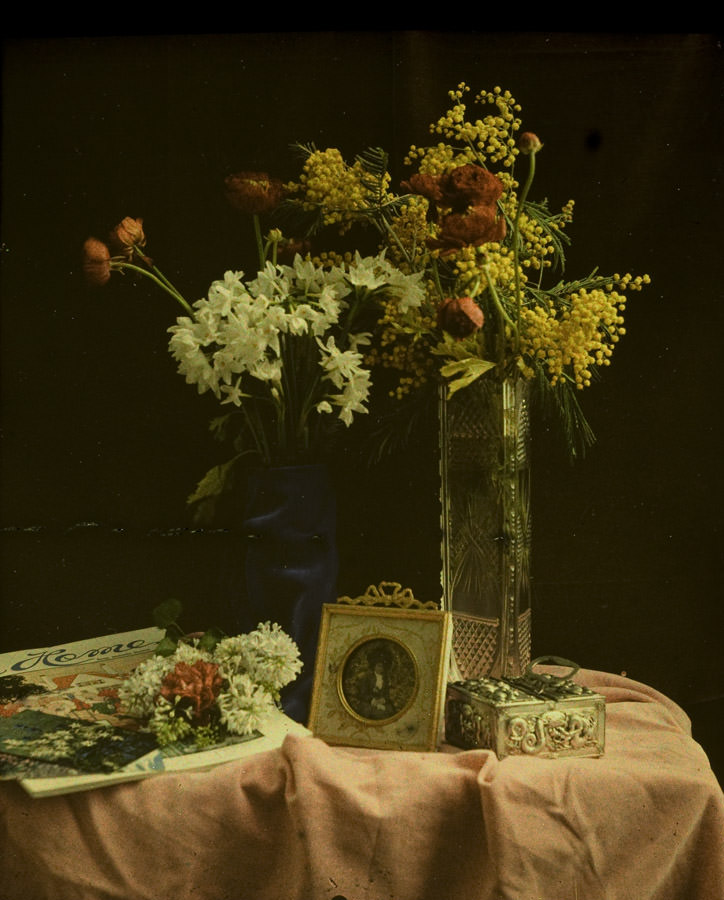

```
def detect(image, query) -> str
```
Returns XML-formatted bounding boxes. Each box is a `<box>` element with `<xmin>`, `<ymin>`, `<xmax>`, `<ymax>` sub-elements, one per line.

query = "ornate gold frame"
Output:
<box><xmin>308</xmin><ymin>584</ymin><xmax>451</xmax><ymax>751</ymax></box>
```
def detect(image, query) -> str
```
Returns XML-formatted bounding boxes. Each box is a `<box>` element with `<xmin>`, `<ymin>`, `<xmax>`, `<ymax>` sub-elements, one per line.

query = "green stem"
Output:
<box><xmin>512</xmin><ymin>150</ymin><xmax>537</xmax><ymax>352</ymax></box>
<box><xmin>482</xmin><ymin>263</ymin><xmax>518</xmax><ymax>373</ymax></box>
<box><xmin>379</xmin><ymin>216</ymin><xmax>415</xmax><ymax>270</ymax></box>
<box><xmin>482</xmin><ymin>264</ymin><xmax>516</xmax><ymax>330</ymax></box>
<box><xmin>253</xmin><ymin>215</ymin><xmax>265</xmax><ymax>269</ymax></box>
<box><xmin>242</xmin><ymin>393</ymin><xmax>274</xmax><ymax>466</ymax></box>
<box><xmin>431</xmin><ymin>258</ymin><xmax>446</xmax><ymax>304</ymax></box>
<box><xmin>114</xmin><ymin>262</ymin><xmax>193</xmax><ymax>314</ymax></box>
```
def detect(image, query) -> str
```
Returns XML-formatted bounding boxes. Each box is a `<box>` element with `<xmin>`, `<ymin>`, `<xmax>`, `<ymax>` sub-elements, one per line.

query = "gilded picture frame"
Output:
<box><xmin>308</xmin><ymin>598</ymin><xmax>452</xmax><ymax>751</ymax></box>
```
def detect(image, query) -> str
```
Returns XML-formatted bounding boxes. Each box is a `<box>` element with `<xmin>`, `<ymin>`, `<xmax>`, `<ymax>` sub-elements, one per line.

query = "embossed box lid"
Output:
<box><xmin>444</xmin><ymin>657</ymin><xmax>605</xmax><ymax>759</ymax></box>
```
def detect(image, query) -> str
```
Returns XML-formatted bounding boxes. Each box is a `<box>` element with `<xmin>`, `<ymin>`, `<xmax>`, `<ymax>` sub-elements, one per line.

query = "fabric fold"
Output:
<box><xmin>1</xmin><ymin>669</ymin><xmax>722</xmax><ymax>900</ymax></box>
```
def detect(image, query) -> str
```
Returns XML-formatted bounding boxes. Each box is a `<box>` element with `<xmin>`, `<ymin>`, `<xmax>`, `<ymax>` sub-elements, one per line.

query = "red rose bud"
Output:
<box><xmin>518</xmin><ymin>132</ymin><xmax>543</xmax><ymax>155</ymax></box>
<box><xmin>225</xmin><ymin>171</ymin><xmax>285</xmax><ymax>214</ymax></box>
<box><xmin>437</xmin><ymin>296</ymin><xmax>484</xmax><ymax>339</ymax></box>
<box><xmin>82</xmin><ymin>237</ymin><xmax>112</xmax><ymax>286</ymax></box>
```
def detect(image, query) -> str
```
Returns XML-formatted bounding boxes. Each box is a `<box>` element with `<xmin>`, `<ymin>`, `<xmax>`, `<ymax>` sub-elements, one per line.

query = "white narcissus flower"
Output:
<box><xmin>220</xmin><ymin>379</ymin><xmax>246</xmax><ymax>407</ymax></box>
<box><xmin>249</xmin><ymin>358</ymin><xmax>282</xmax><ymax>385</ymax></box>
<box><xmin>329</xmin><ymin>368</ymin><xmax>372</xmax><ymax>426</ymax></box>
<box><xmin>388</xmin><ymin>268</ymin><xmax>425</xmax><ymax>313</ymax></box>
<box><xmin>167</xmin><ymin>251</ymin><xmax>417</xmax><ymax>452</ymax></box>
<box><xmin>316</xmin><ymin>336</ymin><xmax>365</xmax><ymax>389</ymax></box>
<box><xmin>347</xmin><ymin>250</ymin><xmax>391</xmax><ymax>289</ymax></box>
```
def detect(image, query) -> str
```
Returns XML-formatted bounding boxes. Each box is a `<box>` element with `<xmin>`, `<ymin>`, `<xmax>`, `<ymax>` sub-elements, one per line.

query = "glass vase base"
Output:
<box><xmin>450</xmin><ymin>609</ymin><xmax>531</xmax><ymax>680</ymax></box>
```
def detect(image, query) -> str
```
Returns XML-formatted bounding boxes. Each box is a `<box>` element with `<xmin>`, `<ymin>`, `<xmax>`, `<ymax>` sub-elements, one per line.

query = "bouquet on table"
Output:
<box><xmin>118</xmin><ymin>602</ymin><xmax>303</xmax><ymax>747</ymax></box>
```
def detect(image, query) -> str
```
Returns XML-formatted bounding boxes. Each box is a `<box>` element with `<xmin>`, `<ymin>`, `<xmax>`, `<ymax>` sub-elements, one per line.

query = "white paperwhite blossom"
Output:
<box><xmin>167</xmin><ymin>252</ymin><xmax>418</xmax><ymax>458</ymax></box>
<box><xmin>316</xmin><ymin>336</ymin><xmax>372</xmax><ymax>425</ymax></box>
<box><xmin>328</xmin><ymin>370</ymin><xmax>373</xmax><ymax>426</ymax></box>
<box><xmin>387</xmin><ymin>268</ymin><xmax>425</xmax><ymax>313</ymax></box>
<box><xmin>346</xmin><ymin>250</ymin><xmax>391</xmax><ymax>290</ymax></box>
<box><xmin>316</xmin><ymin>336</ymin><xmax>365</xmax><ymax>389</ymax></box>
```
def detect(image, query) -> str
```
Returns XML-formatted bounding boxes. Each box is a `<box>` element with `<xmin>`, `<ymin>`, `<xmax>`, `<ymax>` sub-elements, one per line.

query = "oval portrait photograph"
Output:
<box><xmin>339</xmin><ymin>637</ymin><xmax>418</xmax><ymax>723</ymax></box>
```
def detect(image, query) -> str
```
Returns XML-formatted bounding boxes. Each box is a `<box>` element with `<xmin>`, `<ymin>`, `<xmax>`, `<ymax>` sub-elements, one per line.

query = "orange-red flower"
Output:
<box><xmin>440</xmin><ymin>165</ymin><xmax>504</xmax><ymax>210</ymax></box>
<box><xmin>437</xmin><ymin>296</ymin><xmax>484</xmax><ymax>339</ymax></box>
<box><xmin>403</xmin><ymin>164</ymin><xmax>504</xmax><ymax>213</ymax></box>
<box><xmin>427</xmin><ymin>207</ymin><xmax>506</xmax><ymax>253</ymax></box>
<box><xmin>109</xmin><ymin>216</ymin><xmax>146</xmax><ymax>257</ymax></box>
<box><xmin>82</xmin><ymin>237</ymin><xmax>112</xmax><ymax>286</ymax></box>
<box><xmin>160</xmin><ymin>660</ymin><xmax>223</xmax><ymax>723</ymax></box>
<box><xmin>400</xmin><ymin>172</ymin><xmax>445</xmax><ymax>207</ymax></box>
<box><xmin>518</xmin><ymin>132</ymin><xmax>543</xmax><ymax>155</ymax></box>
<box><xmin>224</xmin><ymin>171</ymin><xmax>285</xmax><ymax>214</ymax></box>
<box><xmin>403</xmin><ymin>164</ymin><xmax>506</xmax><ymax>253</ymax></box>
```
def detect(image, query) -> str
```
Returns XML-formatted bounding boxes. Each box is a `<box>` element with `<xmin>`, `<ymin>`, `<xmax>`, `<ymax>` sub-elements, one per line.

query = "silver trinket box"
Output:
<box><xmin>444</xmin><ymin>657</ymin><xmax>605</xmax><ymax>759</ymax></box>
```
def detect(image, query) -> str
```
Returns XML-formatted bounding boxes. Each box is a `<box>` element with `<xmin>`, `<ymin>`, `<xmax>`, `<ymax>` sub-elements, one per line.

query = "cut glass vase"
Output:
<box><xmin>439</xmin><ymin>376</ymin><xmax>532</xmax><ymax>679</ymax></box>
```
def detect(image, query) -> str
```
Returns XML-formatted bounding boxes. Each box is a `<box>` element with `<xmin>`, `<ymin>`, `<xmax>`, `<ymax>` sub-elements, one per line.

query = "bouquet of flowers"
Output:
<box><xmin>119</xmin><ymin>605</ymin><xmax>302</xmax><ymax>747</ymax></box>
<box><xmin>280</xmin><ymin>84</ymin><xmax>651</xmax><ymax>455</ymax></box>
<box><xmin>82</xmin><ymin>180</ymin><xmax>424</xmax><ymax>511</ymax></box>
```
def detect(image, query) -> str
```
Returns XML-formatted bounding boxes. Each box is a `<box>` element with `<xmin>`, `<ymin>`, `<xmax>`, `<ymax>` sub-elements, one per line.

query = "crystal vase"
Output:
<box><xmin>439</xmin><ymin>376</ymin><xmax>532</xmax><ymax>679</ymax></box>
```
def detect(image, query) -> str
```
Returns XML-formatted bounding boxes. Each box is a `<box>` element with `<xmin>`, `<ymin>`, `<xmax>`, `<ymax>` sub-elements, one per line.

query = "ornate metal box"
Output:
<box><xmin>444</xmin><ymin>657</ymin><xmax>605</xmax><ymax>759</ymax></box>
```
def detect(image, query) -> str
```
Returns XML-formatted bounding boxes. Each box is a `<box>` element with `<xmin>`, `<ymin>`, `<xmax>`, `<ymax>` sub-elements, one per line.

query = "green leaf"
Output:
<box><xmin>208</xmin><ymin>414</ymin><xmax>233</xmax><ymax>441</ymax></box>
<box><xmin>198</xmin><ymin>626</ymin><xmax>226</xmax><ymax>652</ymax></box>
<box><xmin>187</xmin><ymin>456</ymin><xmax>241</xmax><ymax>506</ymax></box>
<box><xmin>154</xmin><ymin>636</ymin><xmax>180</xmax><ymax>658</ymax></box>
<box><xmin>440</xmin><ymin>358</ymin><xmax>496</xmax><ymax>397</ymax></box>
<box><xmin>153</xmin><ymin>598</ymin><xmax>184</xmax><ymax>629</ymax></box>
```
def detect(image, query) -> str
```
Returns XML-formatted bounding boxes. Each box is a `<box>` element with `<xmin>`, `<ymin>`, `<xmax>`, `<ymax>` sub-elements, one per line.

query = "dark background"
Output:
<box><xmin>1</xmin><ymin>32</ymin><xmax>722</xmax><ymax>779</ymax></box>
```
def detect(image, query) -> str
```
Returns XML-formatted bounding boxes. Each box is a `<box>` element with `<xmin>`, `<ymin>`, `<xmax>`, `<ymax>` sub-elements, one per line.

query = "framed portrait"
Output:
<box><xmin>308</xmin><ymin>600</ymin><xmax>452</xmax><ymax>751</ymax></box>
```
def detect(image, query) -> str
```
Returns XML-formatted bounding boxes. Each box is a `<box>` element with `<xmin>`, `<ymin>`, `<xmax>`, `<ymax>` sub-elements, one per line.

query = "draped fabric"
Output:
<box><xmin>2</xmin><ymin>670</ymin><xmax>722</xmax><ymax>900</ymax></box>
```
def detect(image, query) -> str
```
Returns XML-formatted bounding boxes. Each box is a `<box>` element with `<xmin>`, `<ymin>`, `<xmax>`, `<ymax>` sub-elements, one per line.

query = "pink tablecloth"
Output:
<box><xmin>1</xmin><ymin>669</ymin><xmax>722</xmax><ymax>900</ymax></box>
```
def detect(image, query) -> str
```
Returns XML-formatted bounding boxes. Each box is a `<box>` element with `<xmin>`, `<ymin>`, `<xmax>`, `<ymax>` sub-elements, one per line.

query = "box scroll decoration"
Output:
<box><xmin>444</xmin><ymin>656</ymin><xmax>605</xmax><ymax>759</ymax></box>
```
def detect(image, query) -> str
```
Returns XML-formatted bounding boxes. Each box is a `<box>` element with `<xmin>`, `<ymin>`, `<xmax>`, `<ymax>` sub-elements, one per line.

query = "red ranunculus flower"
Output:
<box><xmin>437</xmin><ymin>296</ymin><xmax>484</xmax><ymax>339</ymax></box>
<box><xmin>160</xmin><ymin>660</ymin><xmax>223</xmax><ymax>723</ymax></box>
<box><xmin>403</xmin><ymin>165</ymin><xmax>504</xmax><ymax>214</ymax></box>
<box><xmin>224</xmin><ymin>171</ymin><xmax>285</xmax><ymax>214</ymax></box>
<box><xmin>82</xmin><ymin>237</ymin><xmax>112</xmax><ymax>286</ymax></box>
<box><xmin>518</xmin><ymin>132</ymin><xmax>543</xmax><ymax>155</ymax></box>
<box><xmin>427</xmin><ymin>207</ymin><xmax>506</xmax><ymax>253</ymax></box>
<box><xmin>400</xmin><ymin>172</ymin><xmax>445</xmax><ymax>206</ymax></box>
<box><xmin>108</xmin><ymin>216</ymin><xmax>146</xmax><ymax>256</ymax></box>
<box><xmin>440</xmin><ymin>165</ymin><xmax>504</xmax><ymax>210</ymax></box>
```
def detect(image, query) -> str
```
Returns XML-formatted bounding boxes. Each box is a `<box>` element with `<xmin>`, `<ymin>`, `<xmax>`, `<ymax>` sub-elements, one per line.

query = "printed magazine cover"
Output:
<box><xmin>0</xmin><ymin>627</ymin><xmax>309</xmax><ymax>797</ymax></box>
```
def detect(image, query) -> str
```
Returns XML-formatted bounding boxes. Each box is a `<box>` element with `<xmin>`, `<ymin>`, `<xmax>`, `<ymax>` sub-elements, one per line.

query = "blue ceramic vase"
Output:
<box><xmin>238</xmin><ymin>464</ymin><xmax>338</xmax><ymax>724</ymax></box>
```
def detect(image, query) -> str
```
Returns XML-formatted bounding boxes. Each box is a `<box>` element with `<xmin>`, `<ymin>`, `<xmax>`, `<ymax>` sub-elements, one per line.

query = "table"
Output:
<box><xmin>1</xmin><ymin>669</ymin><xmax>723</xmax><ymax>900</ymax></box>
